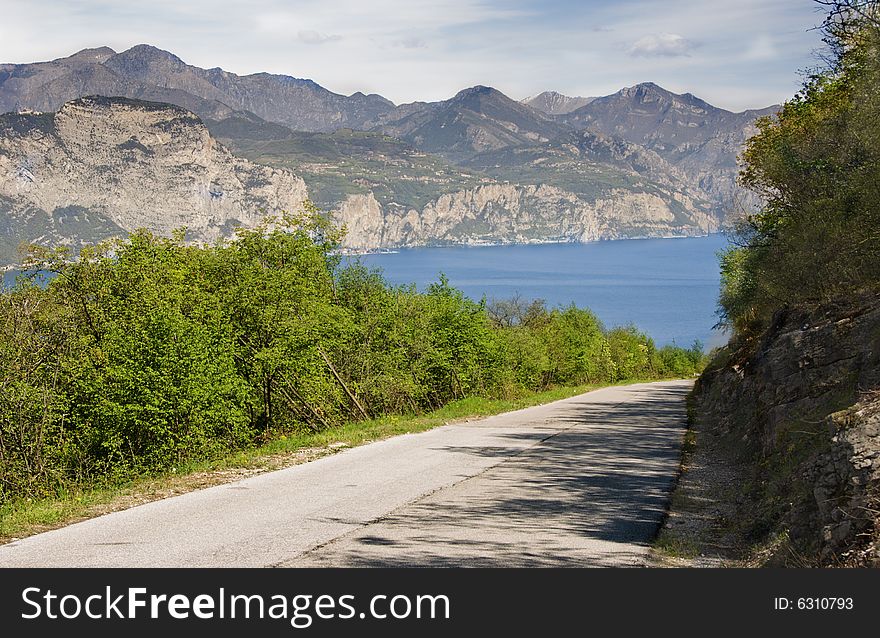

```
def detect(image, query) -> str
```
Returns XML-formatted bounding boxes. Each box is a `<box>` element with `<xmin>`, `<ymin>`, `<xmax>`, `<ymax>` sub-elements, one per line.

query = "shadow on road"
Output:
<box><xmin>292</xmin><ymin>383</ymin><xmax>690</xmax><ymax>567</ymax></box>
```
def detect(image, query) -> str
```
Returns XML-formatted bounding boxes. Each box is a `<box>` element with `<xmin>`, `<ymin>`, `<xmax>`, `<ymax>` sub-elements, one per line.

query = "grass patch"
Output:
<box><xmin>681</xmin><ymin>429</ymin><xmax>697</xmax><ymax>456</ymax></box>
<box><xmin>0</xmin><ymin>379</ymin><xmax>656</xmax><ymax>544</ymax></box>
<box><xmin>654</xmin><ymin>529</ymin><xmax>700</xmax><ymax>559</ymax></box>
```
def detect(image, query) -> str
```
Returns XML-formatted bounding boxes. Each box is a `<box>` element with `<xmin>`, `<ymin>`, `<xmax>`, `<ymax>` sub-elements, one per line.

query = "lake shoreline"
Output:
<box><xmin>339</xmin><ymin>231</ymin><xmax>727</xmax><ymax>256</ymax></box>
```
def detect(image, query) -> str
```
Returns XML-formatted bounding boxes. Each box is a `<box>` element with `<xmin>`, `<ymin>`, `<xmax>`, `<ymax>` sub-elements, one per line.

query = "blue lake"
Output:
<box><xmin>356</xmin><ymin>235</ymin><xmax>731</xmax><ymax>348</ymax></box>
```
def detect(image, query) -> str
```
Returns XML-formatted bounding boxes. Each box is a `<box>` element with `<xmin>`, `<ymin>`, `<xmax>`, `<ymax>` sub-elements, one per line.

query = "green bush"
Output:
<box><xmin>0</xmin><ymin>205</ymin><xmax>704</xmax><ymax>503</ymax></box>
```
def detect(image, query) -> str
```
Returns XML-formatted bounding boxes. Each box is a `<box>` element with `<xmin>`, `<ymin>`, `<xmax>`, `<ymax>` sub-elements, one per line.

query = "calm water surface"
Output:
<box><xmin>356</xmin><ymin>235</ymin><xmax>730</xmax><ymax>348</ymax></box>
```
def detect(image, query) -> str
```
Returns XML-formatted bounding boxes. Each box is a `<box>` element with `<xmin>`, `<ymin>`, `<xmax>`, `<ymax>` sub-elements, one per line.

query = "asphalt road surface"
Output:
<box><xmin>0</xmin><ymin>380</ymin><xmax>692</xmax><ymax>567</ymax></box>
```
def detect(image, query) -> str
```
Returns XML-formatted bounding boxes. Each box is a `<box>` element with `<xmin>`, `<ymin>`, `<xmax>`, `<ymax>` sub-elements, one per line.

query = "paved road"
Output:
<box><xmin>0</xmin><ymin>380</ymin><xmax>692</xmax><ymax>567</ymax></box>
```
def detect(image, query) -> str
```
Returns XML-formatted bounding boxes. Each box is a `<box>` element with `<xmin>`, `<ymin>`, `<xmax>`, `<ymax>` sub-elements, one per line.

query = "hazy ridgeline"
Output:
<box><xmin>0</xmin><ymin>208</ymin><xmax>703</xmax><ymax>502</ymax></box>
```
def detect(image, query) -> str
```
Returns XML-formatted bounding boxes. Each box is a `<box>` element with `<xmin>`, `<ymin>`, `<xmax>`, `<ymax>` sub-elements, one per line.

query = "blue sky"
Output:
<box><xmin>0</xmin><ymin>0</ymin><xmax>826</xmax><ymax>111</ymax></box>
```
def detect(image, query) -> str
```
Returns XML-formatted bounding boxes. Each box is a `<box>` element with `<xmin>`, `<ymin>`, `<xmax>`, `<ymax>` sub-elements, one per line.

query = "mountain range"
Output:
<box><xmin>0</xmin><ymin>45</ymin><xmax>777</xmax><ymax>263</ymax></box>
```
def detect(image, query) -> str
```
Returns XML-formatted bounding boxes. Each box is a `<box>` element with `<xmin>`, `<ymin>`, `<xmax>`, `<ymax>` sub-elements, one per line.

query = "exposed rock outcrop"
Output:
<box><xmin>0</xmin><ymin>96</ymin><xmax>308</xmax><ymax>260</ymax></box>
<box><xmin>803</xmin><ymin>397</ymin><xmax>880</xmax><ymax>563</ymax></box>
<box><xmin>693</xmin><ymin>293</ymin><xmax>880</xmax><ymax>565</ymax></box>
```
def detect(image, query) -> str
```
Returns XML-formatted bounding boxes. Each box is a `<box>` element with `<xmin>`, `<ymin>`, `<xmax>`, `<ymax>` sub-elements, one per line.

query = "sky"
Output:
<box><xmin>0</xmin><ymin>0</ymin><xmax>828</xmax><ymax>111</ymax></box>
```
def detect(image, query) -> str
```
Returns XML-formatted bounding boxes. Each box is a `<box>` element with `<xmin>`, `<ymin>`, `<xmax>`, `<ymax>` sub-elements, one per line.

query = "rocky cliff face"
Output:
<box><xmin>335</xmin><ymin>182</ymin><xmax>717</xmax><ymax>250</ymax></box>
<box><xmin>0</xmin><ymin>96</ymin><xmax>308</xmax><ymax>261</ymax></box>
<box><xmin>330</xmin><ymin>124</ymin><xmax>719</xmax><ymax>250</ymax></box>
<box><xmin>693</xmin><ymin>293</ymin><xmax>880</xmax><ymax>565</ymax></box>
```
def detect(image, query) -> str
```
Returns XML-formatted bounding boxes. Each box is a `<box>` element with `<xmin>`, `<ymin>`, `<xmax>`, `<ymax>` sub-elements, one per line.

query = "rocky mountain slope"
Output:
<box><xmin>0</xmin><ymin>96</ymin><xmax>308</xmax><ymax>263</ymax></box>
<box><xmin>560</xmin><ymin>83</ymin><xmax>777</xmax><ymax>213</ymax></box>
<box><xmin>522</xmin><ymin>91</ymin><xmax>594</xmax><ymax>115</ymax></box>
<box><xmin>0</xmin><ymin>45</ymin><xmax>394</xmax><ymax>132</ymax></box>
<box><xmin>367</xmin><ymin>81</ymin><xmax>774</xmax><ymax>217</ymax></box>
<box><xmin>372</xmin><ymin>86</ymin><xmax>565</xmax><ymax>161</ymax></box>
<box><xmin>463</xmin><ymin>128</ymin><xmax>705</xmax><ymax>202</ymax></box>
<box><xmin>219</xmin><ymin>116</ymin><xmax>719</xmax><ymax>250</ymax></box>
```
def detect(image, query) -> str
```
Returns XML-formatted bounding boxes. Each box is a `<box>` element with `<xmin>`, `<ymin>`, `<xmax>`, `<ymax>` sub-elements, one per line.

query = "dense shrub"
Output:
<box><xmin>0</xmin><ymin>208</ymin><xmax>704</xmax><ymax>502</ymax></box>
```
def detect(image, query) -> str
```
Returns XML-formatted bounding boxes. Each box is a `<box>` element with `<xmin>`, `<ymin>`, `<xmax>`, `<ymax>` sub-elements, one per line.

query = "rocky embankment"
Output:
<box><xmin>686</xmin><ymin>293</ymin><xmax>880</xmax><ymax>566</ymax></box>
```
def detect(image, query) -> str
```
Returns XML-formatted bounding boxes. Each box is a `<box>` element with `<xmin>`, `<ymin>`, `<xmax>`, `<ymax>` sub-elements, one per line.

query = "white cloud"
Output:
<box><xmin>297</xmin><ymin>30</ymin><xmax>341</xmax><ymax>45</ymax></box>
<box><xmin>628</xmin><ymin>33</ymin><xmax>698</xmax><ymax>57</ymax></box>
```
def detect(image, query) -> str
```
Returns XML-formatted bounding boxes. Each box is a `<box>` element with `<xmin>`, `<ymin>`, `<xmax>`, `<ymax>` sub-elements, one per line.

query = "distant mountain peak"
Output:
<box><xmin>347</xmin><ymin>90</ymin><xmax>394</xmax><ymax>104</ymax></box>
<box><xmin>62</xmin><ymin>47</ymin><xmax>117</xmax><ymax>64</ymax></box>
<box><xmin>620</xmin><ymin>81</ymin><xmax>668</xmax><ymax>97</ymax></box>
<box><xmin>522</xmin><ymin>91</ymin><xmax>594</xmax><ymax>115</ymax></box>
<box><xmin>447</xmin><ymin>85</ymin><xmax>524</xmax><ymax>112</ymax></box>
<box><xmin>373</xmin><ymin>84</ymin><xmax>564</xmax><ymax>161</ymax></box>
<box><xmin>566</xmin><ymin>81</ymin><xmax>724</xmax><ymax>126</ymax></box>
<box><xmin>0</xmin><ymin>44</ymin><xmax>399</xmax><ymax>132</ymax></box>
<box><xmin>121</xmin><ymin>44</ymin><xmax>184</xmax><ymax>61</ymax></box>
<box><xmin>451</xmin><ymin>85</ymin><xmax>502</xmax><ymax>100</ymax></box>
<box><xmin>616</xmin><ymin>82</ymin><xmax>718</xmax><ymax>112</ymax></box>
<box><xmin>106</xmin><ymin>45</ymin><xmax>188</xmax><ymax>75</ymax></box>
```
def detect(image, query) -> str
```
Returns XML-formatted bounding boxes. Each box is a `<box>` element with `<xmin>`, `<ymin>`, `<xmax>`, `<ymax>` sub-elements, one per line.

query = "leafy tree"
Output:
<box><xmin>720</xmin><ymin>0</ymin><xmax>880</xmax><ymax>336</ymax></box>
<box><xmin>607</xmin><ymin>326</ymin><xmax>655</xmax><ymax>381</ymax></box>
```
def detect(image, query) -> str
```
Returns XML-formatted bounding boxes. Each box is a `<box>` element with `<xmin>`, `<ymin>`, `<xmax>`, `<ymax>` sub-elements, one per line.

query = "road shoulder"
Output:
<box><xmin>650</xmin><ymin>393</ymin><xmax>748</xmax><ymax>567</ymax></box>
